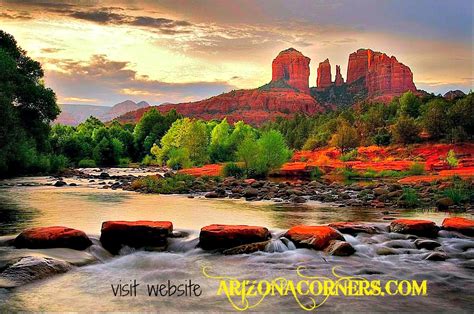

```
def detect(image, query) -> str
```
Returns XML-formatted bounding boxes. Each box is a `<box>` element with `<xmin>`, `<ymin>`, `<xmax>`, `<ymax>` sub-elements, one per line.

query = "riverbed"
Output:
<box><xmin>0</xmin><ymin>176</ymin><xmax>473</xmax><ymax>312</ymax></box>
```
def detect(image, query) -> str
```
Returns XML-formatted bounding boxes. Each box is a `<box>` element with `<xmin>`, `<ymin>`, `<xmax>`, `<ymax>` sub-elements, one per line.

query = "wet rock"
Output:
<box><xmin>291</xmin><ymin>196</ymin><xmax>307</xmax><ymax>203</ymax></box>
<box><xmin>204</xmin><ymin>191</ymin><xmax>219</xmax><ymax>198</ymax></box>
<box><xmin>53</xmin><ymin>180</ymin><xmax>67</xmax><ymax>187</ymax></box>
<box><xmin>414</xmin><ymin>239</ymin><xmax>441</xmax><ymax>250</ymax></box>
<box><xmin>436</xmin><ymin>197</ymin><xmax>454</xmax><ymax>210</ymax></box>
<box><xmin>243</xmin><ymin>188</ymin><xmax>259</xmax><ymax>198</ymax></box>
<box><xmin>383</xmin><ymin>240</ymin><xmax>416</xmax><ymax>249</ymax></box>
<box><xmin>328</xmin><ymin>222</ymin><xmax>378</xmax><ymax>235</ymax></box>
<box><xmin>99</xmin><ymin>172</ymin><xmax>110</xmax><ymax>179</ymax></box>
<box><xmin>69</xmin><ymin>183</ymin><xmax>77</xmax><ymax>186</ymax></box>
<box><xmin>373</xmin><ymin>188</ymin><xmax>389</xmax><ymax>196</ymax></box>
<box><xmin>199</xmin><ymin>224</ymin><xmax>271</xmax><ymax>250</ymax></box>
<box><xmin>0</xmin><ymin>256</ymin><xmax>72</xmax><ymax>288</ymax></box>
<box><xmin>100</xmin><ymin>220</ymin><xmax>173</xmax><ymax>254</ymax></box>
<box><xmin>389</xmin><ymin>219</ymin><xmax>439</xmax><ymax>237</ymax></box>
<box><xmin>424</xmin><ymin>252</ymin><xmax>447</xmax><ymax>261</ymax></box>
<box><xmin>324</xmin><ymin>240</ymin><xmax>355</xmax><ymax>256</ymax></box>
<box><xmin>14</xmin><ymin>226</ymin><xmax>92</xmax><ymax>250</ymax></box>
<box><xmin>284</xmin><ymin>225</ymin><xmax>343</xmax><ymax>250</ymax></box>
<box><xmin>442</xmin><ymin>217</ymin><xmax>474</xmax><ymax>236</ymax></box>
<box><xmin>376</xmin><ymin>247</ymin><xmax>398</xmax><ymax>255</ymax></box>
<box><xmin>223</xmin><ymin>241</ymin><xmax>270</xmax><ymax>255</ymax></box>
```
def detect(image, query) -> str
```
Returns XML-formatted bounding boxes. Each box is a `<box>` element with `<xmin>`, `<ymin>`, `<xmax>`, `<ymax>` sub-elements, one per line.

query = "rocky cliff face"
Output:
<box><xmin>334</xmin><ymin>65</ymin><xmax>344</xmax><ymax>86</ymax></box>
<box><xmin>316</xmin><ymin>59</ymin><xmax>332</xmax><ymax>89</ymax></box>
<box><xmin>271</xmin><ymin>48</ymin><xmax>311</xmax><ymax>94</ymax></box>
<box><xmin>345</xmin><ymin>48</ymin><xmax>416</xmax><ymax>96</ymax></box>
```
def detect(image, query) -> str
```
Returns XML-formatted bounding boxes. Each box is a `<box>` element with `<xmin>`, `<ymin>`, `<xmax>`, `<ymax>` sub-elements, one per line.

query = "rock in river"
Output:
<box><xmin>13</xmin><ymin>226</ymin><xmax>92</xmax><ymax>250</ymax></box>
<box><xmin>442</xmin><ymin>217</ymin><xmax>474</xmax><ymax>236</ymax></box>
<box><xmin>100</xmin><ymin>220</ymin><xmax>173</xmax><ymax>254</ymax></box>
<box><xmin>324</xmin><ymin>240</ymin><xmax>355</xmax><ymax>256</ymax></box>
<box><xmin>328</xmin><ymin>222</ymin><xmax>378</xmax><ymax>235</ymax></box>
<box><xmin>284</xmin><ymin>225</ymin><xmax>344</xmax><ymax>250</ymax></box>
<box><xmin>389</xmin><ymin>219</ymin><xmax>439</xmax><ymax>237</ymax></box>
<box><xmin>199</xmin><ymin>224</ymin><xmax>270</xmax><ymax>250</ymax></box>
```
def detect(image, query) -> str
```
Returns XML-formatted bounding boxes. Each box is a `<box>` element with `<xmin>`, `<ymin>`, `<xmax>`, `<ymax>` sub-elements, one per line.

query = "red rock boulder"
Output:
<box><xmin>316</xmin><ymin>58</ymin><xmax>332</xmax><ymax>89</ymax></box>
<box><xmin>442</xmin><ymin>217</ymin><xmax>474</xmax><ymax>236</ymax></box>
<box><xmin>13</xmin><ymin>226</ymin><xmax>92</xmax><ymax>250</ymax></box>
<box><xmin>334</xmin><ymin>65</ymin><xmax>344</xmax><ymax>86</ymax></box>
<box><xmin>100</xmin><ymin>221</ymin><xmax>173</xmax><ymax>254</ymax></box>
<box><xmin>328</xmin><ymin>222</ymin><xmax>378</xmax><ymax>235</ymax></box>
<box><xmin>271</xmin><ymin>48</ymin><xmax>311</xmax><ymax>94</ymax></box>
<box><xmin>284</xmin><ymin>226</ymin><xmax>344</xmax><ymax>250</ymax></box>
<box><xmin>389</xmin><ymin>219</ymin><xmax>439</xmax><ymax>237</ymax></box>
<box><xmin>199</xmin><ymin>224</ymin><xmax>270</xmax><ymax>250</ymax></box>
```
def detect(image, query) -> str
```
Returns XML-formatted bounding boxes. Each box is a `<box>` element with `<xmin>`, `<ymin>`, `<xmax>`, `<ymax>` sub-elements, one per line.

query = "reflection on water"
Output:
<box><xmin>0</xmin><ymin>182</ymin><xmax>472</xmax><ymax>236</ymax></box>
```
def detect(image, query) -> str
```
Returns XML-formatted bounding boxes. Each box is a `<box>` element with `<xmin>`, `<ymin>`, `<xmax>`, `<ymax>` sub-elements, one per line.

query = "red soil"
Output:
<box><xmin>180</xmin><ymin>164</ymin><xmax>223</xmax><ymax>177</ymax></box>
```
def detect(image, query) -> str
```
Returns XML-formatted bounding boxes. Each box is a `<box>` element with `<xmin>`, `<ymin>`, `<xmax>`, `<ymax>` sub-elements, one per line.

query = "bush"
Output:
<box><xmin>222</xmin><ymin>162</ymin><xmax>244</xmax><ymax>178</ymax></box>
<box><xmin>446</xmin><ymin>149</ymin><xmax>458</xmax><ymax>167</ymax></box>
<box><xmin>442</xmin><ymin>179</ymin><xmax>471</xmax><ymax>204</ymax></box>
<box><xmin>131</xmin><ymin>173</ymin><xmax>195</xmax><ymax>194</ymax></box>
<box><xmin>391</xmin><ymin>116</ymin><xmax>420</xmax><ymax>144</ymax></box>
<box><xmin>400</xmin><ymin>188</ymin><xmax>420</xmax><ymax>208</ymax></box>
<box><xmin>340</xmin><ymin>149</ymin><xmax>358</xmax><ymax>162</ymax></box>
<box><xmin>78</xmin><ymin>159</ymin><xmax>97</xmax><ymax>168</ymax></box>
<box><xmin>408</xmin><ymin>162</ymin><xmax>425</xmax><ymax>175</ymax></box>
<box><xmin>49</xmin><ymin>154</ymin><xmax>68</xmax><ymax>173</ymax></box>
<box><xmin>310</xmin><ymin>166</ymin><xmax>323</xmax><ymax>179</ymax></box>
<box><xmin>166</xmin><ymin>147</ymin><xmax>192</xmax><ymax>170</ymax></box>
<box><xmin>118</xmin><ymin>157</ymin><xmax>131</xmax><ymax>167</ymax></box>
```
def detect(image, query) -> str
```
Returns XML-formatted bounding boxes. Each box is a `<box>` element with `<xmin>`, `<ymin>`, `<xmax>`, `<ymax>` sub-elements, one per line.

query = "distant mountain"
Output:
<box><xmin>55</xmin><ymin>100</ymin><xmax>150</xmax><ymax>126</ymax></box>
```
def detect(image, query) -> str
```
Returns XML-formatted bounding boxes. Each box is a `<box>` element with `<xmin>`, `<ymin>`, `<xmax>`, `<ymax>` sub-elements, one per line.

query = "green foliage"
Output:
<box><xmin>446</xmin><ymin>149</ymin><xmax>458</xmax><ymax>167</ymax></box>
<box><xmin>78</xmin><ymin>159</ymin><xmax>97</xmax><ymax>168</ymax></box>
<box><xmin>400</xmin><ymin>187</ymin><xmax>420</xmax><ymax>208</ymax></box>
<box><xmin>310</xmin><ymin>166</ymin><xmax>323</xmax><ymax>180</ymax></box>
<box><xmin>329</xmin><ymin>120</ymin><xmax>359</xmax><ymax>153</ymax></box>
<box><xmin>236</xmin><ymin>130</ymin><xmax>291</xmax><ymax>178</ymax></box>
<box><xmin>408</xmin><ymin>162</ymin><xmax>425</xmax><ymax>175</ymax></box>
<box><xmin>398</xmin><ymin>91</ymin><xmax>421</xmax><ymax>118</ymax></box>
<box><xmin>166</xmin><ymin>147</ymin><xmax>192</xmax><ymax>170</ymax></box>
<box><xmin>420</xmin><ymin>99</ymin><xmax>449</xmax><ymax>139</ymax></box>
<box><xmin>442</xmin><ymin>179</ymin><xmax>472</xmax><ymax>204</ymax></box>
<box><xmin>340</xmin><ymin>149</ymin><xmax>358</xmax><ymax>162</ymax></box>
<box><xmin>131</xmin><ymin>173</ymin><xmax>195</xmax><ymax>194</ymax></box>
<box><xmin>222</xmin><ymin>162</ymin><xmax>245</xmax><ymax>178</ymax></box>
<box><xmin>391</xmin><ymin>116</ymin><xmax>420</xmax><ymax>144</ymax></box>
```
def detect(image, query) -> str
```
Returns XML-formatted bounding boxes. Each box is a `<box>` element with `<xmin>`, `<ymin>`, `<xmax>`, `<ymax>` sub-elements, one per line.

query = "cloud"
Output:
<box><xmin>40</xmin><ymin>47</ymin><xmax>63</xmax><ymax>54</ymax></box>
<box><xmin>43</xmin><ymin>54</ymin><xmax>235</xmax><ymax>105</ymax></box>
<box><xmin>0</xmin><ymin>11</ymin><xmax>32</xmax><ymax>20</ymax></box>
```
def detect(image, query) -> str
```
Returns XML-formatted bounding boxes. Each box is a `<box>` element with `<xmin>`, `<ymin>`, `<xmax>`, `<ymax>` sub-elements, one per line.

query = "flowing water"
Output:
<box><xmin>0</xmin><ymin>175</ymin><xmax>473</xmax><ymax>312</ymax></box>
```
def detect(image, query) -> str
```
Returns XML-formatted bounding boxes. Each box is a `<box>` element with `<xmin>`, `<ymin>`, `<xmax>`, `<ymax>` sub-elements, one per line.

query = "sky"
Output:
<box><xmin>0</xmin><ymin>0</ymin><xmax>472</xmax><ymax>106</ymax></box>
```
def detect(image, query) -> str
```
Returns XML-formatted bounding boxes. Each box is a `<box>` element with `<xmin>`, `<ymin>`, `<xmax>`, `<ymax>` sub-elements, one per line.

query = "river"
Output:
<box><xmin>0</xmin><ymin>175</ymin><xmax>473</xmax><ymax>312</ymax></box>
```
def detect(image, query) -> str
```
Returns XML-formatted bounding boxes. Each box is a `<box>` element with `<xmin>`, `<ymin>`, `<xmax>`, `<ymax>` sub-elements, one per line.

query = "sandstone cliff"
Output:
<box><xmin>316</xmin><ymin>59</ymin><xmax>332</xmax><ymax>89</ymax></box>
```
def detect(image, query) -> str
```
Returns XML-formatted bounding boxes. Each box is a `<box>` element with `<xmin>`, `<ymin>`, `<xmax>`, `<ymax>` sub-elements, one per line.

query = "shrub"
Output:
<box><xmin>400</xmin><ymin>187</ymin><xmax>420</xmax><ymax>208</ymax></box>
<box><xmin>446</xmin><ymin>149</ymin><xmax>458</xmax><ymax>167</ymax></box>
<box><xmin>78</xmin><ymin>159</ymin><xmax>97</xmax><ymax>168</ymax></box>
<box><xmin>49</xmin><ymin>154</ymin><xmax>68</xmax><ymax>173</ymax></box>
<box><xmin>166</xmin><ymin>147</ymin><xmax>192</xmax><ymax>170</ymax></box>
<box><xmin>340</xmin><ymin>149</ymin><xmax>358</xmax><ymax>162</ymax></box>
<box><xmin>222</xmin><ymin>162</ymin><xmax>244</xmax><ymax>178</ymax></box>
<box><xmin>310</xmin><ymin>166</ymin><xmax>323</xmax><ymax>179</ymax></box>
<box><xmin>118</xmin><ymin>157</ymin><xmax>131</xmax><ymax>167</ymax></box>
<box><xmin>442</xmin><ymin>179</ymin><xmax>471</xmax><ymax>204</ymax></box>
<box><xmin>391</xmin><ymin>116</ymin><xmax>420</xmax><ymax>144</ymax></box>
<box><xmin>130</xmin><ymin>173</ymin><xmax>195</xmax><ymax>194</ymax></box>
<box><xmin>141</xmin><ymin>155</ymin><xmax>160</xmax><ymax>166</ymax></box>
<box><xmin>340</xmin><ymin>167</ymin><xmax>359</xmax><ymax>179</ymax></box>
<box><xmin>408</xmin><ymin>162</ymin><xmax>425</xmax><ymax>175</ymax></box>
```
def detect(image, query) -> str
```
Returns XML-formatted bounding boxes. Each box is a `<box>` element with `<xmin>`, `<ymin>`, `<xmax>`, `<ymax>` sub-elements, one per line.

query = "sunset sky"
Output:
<box><xmin>1</xmin><ymin>0</ymin><xmax>472</xmax><ymax>106</ymax></box>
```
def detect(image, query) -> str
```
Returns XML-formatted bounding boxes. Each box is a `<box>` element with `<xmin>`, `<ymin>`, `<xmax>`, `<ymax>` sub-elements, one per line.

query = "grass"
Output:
<box><xmin>441</xmin><ymin>178</ymin><xmax>472</xmax><ymax>204</ymax></box>
<box><xmin>340</xmin><ymin>150</ymin><xmax>358</xmax><ymax>162</ymax></box>
<box><xmin>341</xmin><ymin>167</ymin><xmax>410</xmax><ymax>180</ymax></box>
<box><xmin>408</xmin><ymin>162</ymin><xmax>425</xmax><ymax>175</ymax></box>
<box><xmin>400</xmin><ymin>187</ymin><xmax>420</xmax><ymax>208</ymax></box>
<box><xmin>310</xmin><ymin>166</ymin><xmax>323</xmax><ymax>180</ymax></box>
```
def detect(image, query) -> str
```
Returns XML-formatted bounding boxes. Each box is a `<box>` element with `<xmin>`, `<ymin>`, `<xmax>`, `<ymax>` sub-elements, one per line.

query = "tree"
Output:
<box><xmin>93</xmin><ymin>137</ymin><xmax>123</xmax><ymax>166</ymax></box>
<box><xmin>448</xmin><ymin>93</ymin><xmax>474</xmax><ymax>141</ymax></box>
<box><xmin>391</xmin><ymin>116</ymin><xmax>420</xmax><ymax>144</ymax></box>
<box><xmin>398</xmin><ymin>91</ymin><xmax>421</xmax><ymax>118</ymax></box>
<box><xmin>421</xmin><ymin>99</ymin><xmax>449</xmax><ymax>139</ymax></box>
<box><xmin>209</xmin><ymin>118</ymin><xmax>232</xmax><ymax>162</ymax></box>
<box><xmin>329</xmin><ymin>120</ymin><xmax>359</xmax><ymax>153</ymax></box>
<box><xmin>0</xmin><ymin>31</ymin><xmax>59</xmax><ymax>176</ymax></box>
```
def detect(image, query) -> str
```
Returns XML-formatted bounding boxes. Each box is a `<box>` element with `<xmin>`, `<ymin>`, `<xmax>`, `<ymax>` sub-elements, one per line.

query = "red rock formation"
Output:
<box><xmin>346</xmin><ymin>49</ymin><xmax>416</xmax><ymax>96</ymax></box>
<box><xmin>334</xmin><ymin>65</ymin><xmax>344</xmax><ymax>86</ymax></box>
<box><xmin>284</xmin><ymin>225</ymin><xmax>343</xmax><ymax>250</ymax></box>
<box><xmin>272</xmin><ymin>48</ymin><xmax>310</xmax><ymax>94</ymax></box>
<box><xmin>13</xmin><ymin>226</ymin><xmax>92</xmax><ymax>250</ymax></box>
<box><xmin>316</xmin><ymin>58</ymin><xmax>332</xmax><ymax>89</ymax></box>
<box><xmin>199</xmin><ymin>224</ymin><xmax>271</xmax><ymax>250</ymax></box>
<box><xmin>118</xmin><ymin>88</ymin><xmax>322</xmax><ymax>126</ymax></box>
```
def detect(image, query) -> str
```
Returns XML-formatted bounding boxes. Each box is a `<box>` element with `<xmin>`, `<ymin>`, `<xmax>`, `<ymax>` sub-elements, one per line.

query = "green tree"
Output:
<box><xmin>391</xmin><ymin>116</ymin><xmax>420</xmax><ymax>144</ymax></box>
<box><xmin>420</xmin><ymin>98</ymin><xmax>449</xmax><ymax>139</ymax></box>
<box><xmin>398</xmin><ymin>91</ymin><xmax>421</xmax><ymax>118</ymax></box>
<box><xmin>0</xmin><ymin>30</ymin><xmax>59</xmax><ymax>176</ymax></box>
<box><xmin>329</xmin><ymin>120</ymin><xmax>359</xmax><ymax>153</ymax></box>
